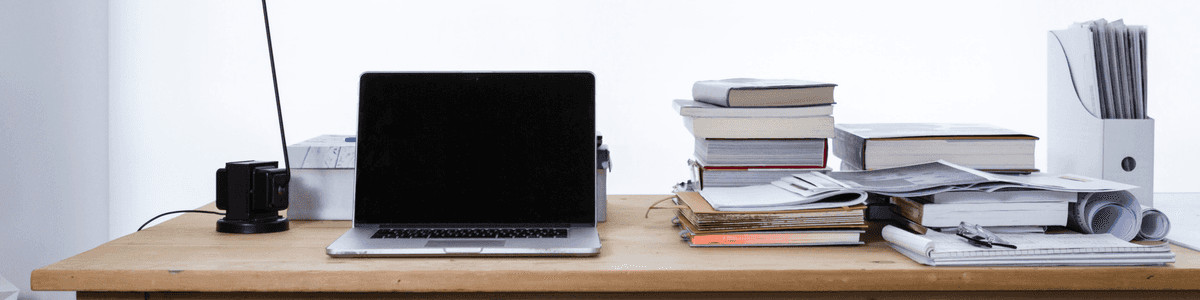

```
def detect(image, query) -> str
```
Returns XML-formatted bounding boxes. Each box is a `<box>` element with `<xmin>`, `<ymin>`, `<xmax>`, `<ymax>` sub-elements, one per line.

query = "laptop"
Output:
<box><xmin>326</xmin><ymin>72</ymin><xmax>601</xmax><ymax>257</ymax></box>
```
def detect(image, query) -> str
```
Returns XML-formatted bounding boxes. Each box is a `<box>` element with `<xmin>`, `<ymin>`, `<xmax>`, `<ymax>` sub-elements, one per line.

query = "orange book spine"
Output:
<box><xmin>691</xmin><ymin>233</ymin><xmax>811</xmax><ymax>245</ymax></box>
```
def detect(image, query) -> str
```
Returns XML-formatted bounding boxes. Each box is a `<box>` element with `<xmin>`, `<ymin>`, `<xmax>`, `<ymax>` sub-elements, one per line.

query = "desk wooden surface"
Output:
<box><xmin>32</xmin><ymin>195</ymin><xmax>1200</xmax><ymax>296</ymax></box>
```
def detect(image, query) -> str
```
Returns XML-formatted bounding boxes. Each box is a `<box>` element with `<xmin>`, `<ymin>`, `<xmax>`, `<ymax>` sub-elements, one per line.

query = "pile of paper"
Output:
<box><xmin>819</xmin><ymin>161</ymin><xmax>1136</xmax><ymax>197</ymax></box>
<box><xmin>1064</xmin><ymin>19</ymin><xmax>1148</xmax><ymax>119</ymax></box>
<box><xmin>883</xmin><ymin>225</ymin><xmax>1174</xmax><ymax>266</ymax></box>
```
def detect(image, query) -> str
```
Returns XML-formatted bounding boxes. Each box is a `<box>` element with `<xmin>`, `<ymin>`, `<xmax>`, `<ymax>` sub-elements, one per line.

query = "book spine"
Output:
<box><xmin>689</xmin><ymin>233</ymin><xmax>808</xmax><ymax>246</ymax></box>
<box><xmin>822</xmin><ymin>139</ymin><xmax>829</xmax><ymax>169</ymax></box>
<box><xmin>889</xmin><ymin>197</ymin><xmax>926</xmax><ymax>225</ymax></box>
<box><xmin>691</xmin><ymin>82</ymin><xmax>733</xmax><ymax>107</ymax></box>
<box><xmin>832</xmin><ymin>126</ymin><xmax>867</xmax><ymax>168</ymax></box>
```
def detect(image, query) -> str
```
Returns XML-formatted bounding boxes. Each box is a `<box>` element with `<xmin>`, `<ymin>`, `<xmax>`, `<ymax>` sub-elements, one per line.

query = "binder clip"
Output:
<box><xmin>956</xmin><ymin>222</ymin><xmax>1017</xmax><ymax>249</ymax></box>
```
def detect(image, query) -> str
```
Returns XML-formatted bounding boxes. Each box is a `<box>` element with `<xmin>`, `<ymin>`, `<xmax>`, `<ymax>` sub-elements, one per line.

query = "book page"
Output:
<box><xmin>824</xmin><ymin>161</ymin><xmax>990</xmax><ymax>193</ymax></box>
<box><xmin>699</xmin><ymin>184</ymin><xmax>867</xmax><ymax>211</ymax></box>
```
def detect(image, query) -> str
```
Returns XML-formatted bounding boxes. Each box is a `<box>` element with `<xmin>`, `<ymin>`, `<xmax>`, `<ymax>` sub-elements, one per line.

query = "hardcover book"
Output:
<box><xmin>692</xmin><ymin>78</ymin><xmax>836</xmax><ymax>107</ymax></box>
<box><xmin>833</xmin><ymin>123</ymin><xmax>1037</xmax><ymax>172</ymax></box>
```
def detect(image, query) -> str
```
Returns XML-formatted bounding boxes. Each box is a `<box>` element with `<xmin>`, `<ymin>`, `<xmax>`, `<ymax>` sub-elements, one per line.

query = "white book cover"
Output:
<box><xmin>692</xmin><ymin>78</ymin><xmax>836</xmax><ymax>107</ymax></box>
<box><xmin>673</xmin><ymin>99</ymin><xmax>833</xmax><ymax>118</ymax></box>
<box><xmin>836</xmin><ymin>123</ymin><xmax>1036</xmax><ymax>139</ymax></box>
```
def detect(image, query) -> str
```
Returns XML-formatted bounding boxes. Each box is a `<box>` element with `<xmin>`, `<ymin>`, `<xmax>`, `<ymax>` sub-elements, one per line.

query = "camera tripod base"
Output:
<box><xmin>216</xmin><ymin>216</ymin><xmax>289</xmax><ymax>234</ymax></box>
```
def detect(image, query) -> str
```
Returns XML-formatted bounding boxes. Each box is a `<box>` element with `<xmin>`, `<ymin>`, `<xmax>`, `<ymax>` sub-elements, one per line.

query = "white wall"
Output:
<box><xmin>108</xmin><ymin>0</ymin><xmax>1200</xmax><ymax>238</ymax></box>
<box><xmin>0</xmin><ymin>0</ymin><xmax>109</xmax><ymax>299</ymax></box>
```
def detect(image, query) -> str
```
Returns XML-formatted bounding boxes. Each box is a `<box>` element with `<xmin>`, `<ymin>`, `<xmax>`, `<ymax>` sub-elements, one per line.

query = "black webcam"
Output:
<box><xmin>215</xmin><ymin>160</ymin><xmax>289</xmax><ymax>233</ymax></box>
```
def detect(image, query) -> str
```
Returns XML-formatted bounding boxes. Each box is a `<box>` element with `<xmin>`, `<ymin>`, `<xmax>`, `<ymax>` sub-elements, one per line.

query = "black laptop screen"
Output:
<box><xmin>354</xmin><ymin>72</ymin><xmax>596</xmax><ymax>224</ymax></box>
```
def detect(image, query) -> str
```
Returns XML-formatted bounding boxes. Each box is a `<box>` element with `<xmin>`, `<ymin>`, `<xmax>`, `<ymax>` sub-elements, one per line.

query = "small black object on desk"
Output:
<box><xmin>215</xmin><ymin>161</ymin><xmax>289</xmax><ymax>233</ymax></box>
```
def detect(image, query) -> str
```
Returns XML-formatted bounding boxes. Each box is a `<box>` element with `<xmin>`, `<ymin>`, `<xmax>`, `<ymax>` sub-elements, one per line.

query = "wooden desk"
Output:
<box><xmin>33</xmin><ymin>195</ymin><xmax>1200</xmax><ymax>299</ymax></box>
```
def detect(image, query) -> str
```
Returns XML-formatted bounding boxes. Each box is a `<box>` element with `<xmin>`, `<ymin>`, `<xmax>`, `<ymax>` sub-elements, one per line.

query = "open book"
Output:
<box><xmin>818</xmin><ymin>160</ymin><xmax>1136</xmax><ymax>197</ymax></box>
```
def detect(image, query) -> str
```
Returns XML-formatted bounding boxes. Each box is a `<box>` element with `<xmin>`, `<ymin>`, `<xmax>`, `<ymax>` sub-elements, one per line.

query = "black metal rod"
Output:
<box><xmin>261</xmin><ymin>0</ymin><xmax>290</xmax><ymax>173</ymax></box>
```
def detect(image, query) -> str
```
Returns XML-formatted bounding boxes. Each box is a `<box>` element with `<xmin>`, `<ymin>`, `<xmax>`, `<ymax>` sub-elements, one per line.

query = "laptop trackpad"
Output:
<box><xmin>425</xmin><ymin>240</ymin><xmax>505</xmax><ymax>248</ymax></box>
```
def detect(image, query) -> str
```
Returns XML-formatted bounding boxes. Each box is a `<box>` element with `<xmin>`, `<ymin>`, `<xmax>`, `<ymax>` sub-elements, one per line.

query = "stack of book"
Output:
<box><xmin>888</xmin><ymin>190</ymin><xmax>1076</xmax><ymax>234</ymax></box>
<box><xmin>831</xmin><ymin>123</ymin><xmax>1039</xmax><ymax>221</ymax></box>
<box><xmin>673</xmin><ymin>191</ymin><xmax>866</xmax><ymax>247</ymax></box>
<box><xmin>677</xmin><ymin>78</ymin><xmax>837</xmax><ymax>189</ymax></box>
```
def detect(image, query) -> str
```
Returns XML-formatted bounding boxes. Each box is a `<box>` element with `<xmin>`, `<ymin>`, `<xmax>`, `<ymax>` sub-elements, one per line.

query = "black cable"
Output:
<box><xmin>261</xmin><ymin>0</ymin><xmax>290</xmax><ymax>175</ymax></box>
<box><xmin>138</xmin><ymin>210</ymin><xmax>225</xmax><ymax>231</ymax></box>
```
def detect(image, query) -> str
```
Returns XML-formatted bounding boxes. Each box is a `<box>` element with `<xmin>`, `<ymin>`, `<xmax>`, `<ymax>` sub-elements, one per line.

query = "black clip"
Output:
<box><xmin>956</xmin><ymin>222</ymin><xmax>1017</xmax><ymax>249</ymax></box>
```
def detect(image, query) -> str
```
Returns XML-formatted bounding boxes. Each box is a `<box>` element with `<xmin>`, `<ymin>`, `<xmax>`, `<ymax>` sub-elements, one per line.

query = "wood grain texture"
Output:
<box><xmin>34</xmin><ymin>195</ymin><xmax>1200</xmax><ymax>293</ymax></box>
<box><xmin>77</xmin><ymin>292</ymin><xmax>143</xmax><ymax>300</ymax></box>
<box><xmin>75</xmin><ymin>291</ymin><xmax>1200</xmax><ymax>300</ymax></box>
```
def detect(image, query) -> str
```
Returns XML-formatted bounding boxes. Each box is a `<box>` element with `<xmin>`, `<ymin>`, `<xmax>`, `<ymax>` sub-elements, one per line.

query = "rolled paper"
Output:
<box><xmin>1068</xmin><ymin>191</ymin><xmax>1140</xmax><ymax>241</ymax></box>
<box><xmin>1137</xmin><ymin>206</ymin><xmax>1170</xmax><ymax>241</ymax></box>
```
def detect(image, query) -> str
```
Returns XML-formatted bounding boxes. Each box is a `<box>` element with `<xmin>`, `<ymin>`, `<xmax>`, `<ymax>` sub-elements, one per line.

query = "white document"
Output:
<box><xmin>821</xmin><ymin>161</ymin><xmax>1135</xmax><ymax>197</ymax></box>
<box><xmin>1068</xmin><ymin>19</ymin><xmax>1149</xmax><ymax>120</ymax></box>
<box><xmin>1057</xmin><ymin>22</ymin><xmax>1103</xmax><ymax>117</ymax></box>
<box><xmin>1155</xmin><ymin>194</ymin><xmax>1200</xmax><ymax>251</ymax></box>
<box><xmin>986</xmin><ymin>172</ymin><xmax>1137</xmax><ymax>193</ymax></box>
<box><xmin>698</xmin><ymin>184</ymin><xmax>866</xmax><ymax>211</ymax></box>
<box><xmin>0</xmin><ymin>275</ymin><xmax>16</xmax><ymax>300</ymax></box>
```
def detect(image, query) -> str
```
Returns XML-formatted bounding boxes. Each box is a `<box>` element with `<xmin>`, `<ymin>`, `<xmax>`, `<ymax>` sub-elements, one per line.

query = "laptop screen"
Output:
<box><xmin>354</xmin><ymin>72</ymin><xmax>596</xmax><ymax>224</ymax></box>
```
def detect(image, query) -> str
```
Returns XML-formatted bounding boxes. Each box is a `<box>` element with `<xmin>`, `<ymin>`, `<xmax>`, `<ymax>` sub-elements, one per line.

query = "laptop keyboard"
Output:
<box><xmin>371</xmin><ymin>228</ymin><xmax>569</xmax><ymax>239</ymax></box>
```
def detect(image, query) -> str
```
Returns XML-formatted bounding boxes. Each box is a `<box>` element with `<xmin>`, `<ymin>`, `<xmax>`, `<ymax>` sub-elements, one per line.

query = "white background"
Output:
<box><xmin>109</xmin><ymin>0</ymin><xmax>1200</xmax><ymax>238</ymax></box>
<box><xmin>4</xmin><ymin>1</ymin><xmax>1199</xmax><ymax>299</ymax></box>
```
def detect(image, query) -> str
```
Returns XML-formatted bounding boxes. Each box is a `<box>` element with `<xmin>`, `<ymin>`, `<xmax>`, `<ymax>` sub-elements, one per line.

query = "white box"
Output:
<box><xmin>1047</xmin><ymin>31</ymin><xmax>1154</xmax><ymax>207</ymax></box>
<box><xmin>285</xmin><ymin>135</ymin><xmax>613</xmax><ymax>221</ymax></box>
<box><xmin>286</xmin><ymin>135</ymin><xmax>356</xmax><ymax>220</ymax></box>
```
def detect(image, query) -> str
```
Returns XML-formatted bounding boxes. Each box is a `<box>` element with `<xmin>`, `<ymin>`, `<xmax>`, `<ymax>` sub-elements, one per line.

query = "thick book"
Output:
<box><xmin>683</xmin><ymin>116</ymin><xmax>835</xmax><ymax>139</ymax></box>
<box><xmin>692</xmin><ymin>78</ymin><xmax>836</xmax><ymax>107</ymax></box>
<box><xmin>690</xmin><ymin>159</ymin><xmax>829</xmax><ymax>188</ymax></box>
<box><xmin>833</xmin><ymin>123</ymin><xmax>1038</xmax><ymax>172</ymax></box>
<box><xmin>695</xmin><ymin>138</ymin><xmax>827</xmax><ymax>167</ymax></box>
<box><xmin>676</xmin><ymin>211</ymin><xmax>863</xmax><ymax>247</ymax></box>
<box><xmin>673</xmin><ymin>99</ymin><xmax>834</xmax><ymax>118</ymax></box>
<box><xmin>889</xmin><ymin>196</ymin><xmax>1067</xmax><ymax>228</ymax></box>
<box><xmin>923</xmin><ymin>190</ymin><xmax>1076</xmax><ymax>204</ymax></box>
<box><xmin>674</xmin><ymin>191</ymin><xmax>866</xmax><ymax>232</ymax></box>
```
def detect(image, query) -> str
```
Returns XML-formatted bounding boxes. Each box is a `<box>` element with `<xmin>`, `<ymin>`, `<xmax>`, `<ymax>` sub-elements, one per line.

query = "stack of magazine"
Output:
<box><xmin>675</xmin><ymin>78</ymin><xmax>837</xmax><ymax>188</ymax></box>
<box><xmin>672</xmin><ymin>191</ymin><xmax>867</xmax><ymax>247</ymax></box>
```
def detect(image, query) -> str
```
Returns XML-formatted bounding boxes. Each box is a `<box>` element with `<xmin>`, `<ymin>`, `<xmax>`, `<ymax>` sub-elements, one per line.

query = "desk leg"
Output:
<box><xmin>78</xmin><ymin>292</ymin><xmax>144</xmax><ymax>300</ymax></box>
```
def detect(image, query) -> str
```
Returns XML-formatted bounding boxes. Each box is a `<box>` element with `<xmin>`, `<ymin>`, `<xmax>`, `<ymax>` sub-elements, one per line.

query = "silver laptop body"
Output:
<box><xmin>327</xmin><ymin>72</ymin><xmax>601</xmax><ymax>257</ymax></box>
